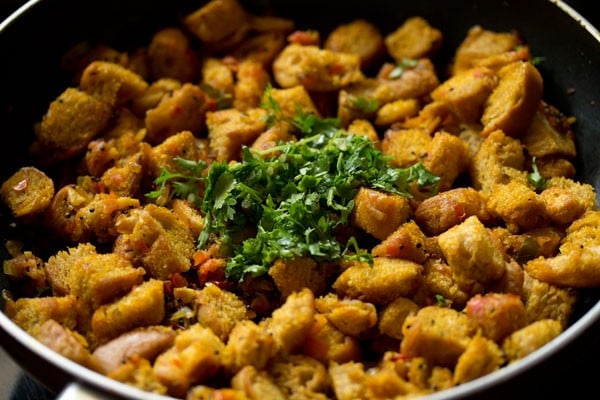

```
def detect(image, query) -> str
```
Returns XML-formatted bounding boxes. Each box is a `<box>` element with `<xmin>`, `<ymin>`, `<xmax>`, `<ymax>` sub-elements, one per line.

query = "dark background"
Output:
<box><xmin>0</xmin><ymin>0</ymin><xmax>599</xmax><ymax>399</ymax></box>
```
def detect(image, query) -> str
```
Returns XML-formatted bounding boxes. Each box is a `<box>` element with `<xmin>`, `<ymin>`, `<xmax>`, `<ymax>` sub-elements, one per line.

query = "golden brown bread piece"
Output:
<box><xmin>315</xmin><ymin>293</ymin><xmax>377</xmax><ymax>337</ymax></box>
<box><xmin>35</xmin><ymin>88</ymin><xmax>112</xmax><ymax>160</ymax></box>
<box><xmin>438</xmin><ymin>215</ymin><xmax>506</xmax><ymax>285</ymax></box>
<box><xmin>207</xmin><ymin>108</ymin><xmax>267</xmax><ymax>162</ymax></box>
<box><xmin>333</xmin><ymin>258</ymin><xmax>422</xmax><ymax>305</ymax></box>
<box><xmin>347</xmin><ymin>119</ymin><xmax>381</xmax><ymax>148</ymax></box>
<box><xmin>0</xmin><ymin>166</ymin><xmax>54</xmax><ymax>218</ymax></box>
<box><xmin>145</xmin><ymin>83</ymin><xmax>208</xmax><ymax>144</ymax></box>
<box><xmin>453</xmin><ymin>335</ymin><xmax>503</xmax><ymax>384</ymax></box>
<box><xmin>384</xmin><ymin>16</ymin><xmax>443</xmax><ymax>61</ymax></box>
<box><xmin>147</xmin><ymin>28</ymin><xmax>200</xmax><ymax>82</ymax></box>
<box><xmin>183</xmin><ymin>0</ymin><xmax>248</xmax><ymax>44</ymax></box>
<box><xmin>451</xmin><ymin>25</ymin><xmax>526</xmax><ymax>75</ymax></box>
<box><xmin>522</xmin><ymin>101</ymin><xmax>577</xmax><ymax>158</ymax></box>
<box><xmin>232</xmin><ymin>365</ymin><xmax>286</xmax><ymax>400</ymax></box>
<box><xmin>371</xmin><ymin>220</ymin><xmax>429</xmax><ymax>263</ymax></box>
<box><xmin>250</xmin><ymin>121</ymin><xmax>296</xmax><ymax>152</ymax></box>
<box><xmin>481</xmin><ymin>61</ymin><xmax>543</xmax><ymax>137</ymax></box>
<box><xmin>269</xmin><ymin>257</ymin><xmax>328</xmax><ymax>298</ymax></box>
<box><xmin>469</xmin><ymin>129</ymin><xmax>527</xmax><ymax>193</ymax></box>
<box><xmin>91</xmin><ymin>279</ymin><xmax>165</xmax><ymax>344</ymax></box>
<box><xmin>525</xmin><ymin>211</ymin><xmax>600</xmax><ymax>287</ymax></box>
<box><xmin>465</xmin><ymin>293</ymin><xmax>527</xmax><ymax>343</ymax></box>
<box><xmin>431</xmin><ymin>66</ymin><xmax>499</xmax><ymax>123</ymax></box>
<box><xmin>269</xmin><ymin>85</ymin><xmax>321</xmax><ymax>120</ymax></box>
<box><xmin>222</xmin><ymin>319</ymin><xmax>278</xmax><ymax>374</ymax></box>
<box><xmin>269</xmin><ymin>355</ymin><xmax>331</xmax><ymax>399</ymax></box>
<box><xmin>195</xmin><ymin>283</ymin><xmax>251</xmax><ymax>342</ymax></box>
<box><xmin>378</xmin><ymin>297</ymin><xmax>419</xmax><ymax>340</ymax></box>
<box><xmin>351</xmin><ymin>187</ymin><xmax>412</xmax><ymax>240</ymax></box>
<box><xmin>4</xmin><ymin>295</ymin><xmax>78</xmax><ymax>333</ymax></box>
<box><xmin>381</xmin><ymin>127</ymin><xmax>432</xmax><ymax>168</ymax></box>
<box><xmin>108</xmin><ymin>356</ymin><xmax>168</xmax><ymax>395</ymax></box>
<box><xmin>233</xmin><ymin>60</ymin><xmax>270</xmax><ymax>111</ymax></box>
<box><xmin>33</xmin><ymin>319</ymin><xmax>99</xmax><ymax>371</ymax></box>
<box><xmin>273</xmin><ymin>44</ymin><xmax>365</xmax><ymax>92</ymax></box>
<box><xmin>502</xmin><ymin>319</ymin><xmax>562</xmax><ymax>363</ymax></box>
<box><xmin>92</xmin><ymin>326</ymin><xmax>176</xmax><ymax>374</ymax></box>
<box><xmin>423</xmin><ymin>131</ymin><xmax>470</xmax><ymax>192</ymax></box>
<box><xmin>113</xmin><ymin>204</ymin><xmax>195</xmax><ymax>280</ymax></box>
<box><xmin>374</xmin><ymin>98</ymin><xmax>420</xmax><ymax>127</ymax></box>
<box><xmin>486</xmin><ymin>181</ymin><xmax>548</xmax><ymax>231</ymax></box>
<box><xmin>522</xmin><ymin>272</ymin><xmax>577</xmax><ymax>328</ymax></box>
<box><xmin>401</xmin><ymin>306</ymin><xmax>474</xmax><ymax>368</ymax></box>
<box><xmin>414</xmin><ymin>187</ymin><xmax>492</xmax><ymax>235</ymax></box>
<box><xmin>325</xmin><ymin>19</ymin><xmax>385</xmax><ymax>70</ymax></box>
<box><xmin>302</xmin><ymin>313</ymin><xmax>362</xmax><ymax>364</ymax></box>
<box><xmin>329</xmin><ymin>361</ymin><xmax>368</xmax><ymax>400</ymax></box>
<box><xmin>131</xmin><ymin>78</ymin><xmax>182</xmax><ymax>116</ymax></box>
<box><xmin>153</xmin><ymin>324</ymin><xmax>225</xmax><ymax>397</ymax></box>
<box><xmin>80</xmin><ymin>61</ymin><xmax>149</xmax><ymax>108</ymax></box>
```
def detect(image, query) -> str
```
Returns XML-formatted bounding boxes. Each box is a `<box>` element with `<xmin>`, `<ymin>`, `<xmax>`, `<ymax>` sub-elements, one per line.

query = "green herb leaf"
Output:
<box><xmin>527</xmin><ymin>157</ymin><xmax>548</xmax><ymax>191</ymax></box>
<box><xmin>200</xmin><ymin>83</ymin><xmax>233</xmax><ymax>110</ymax></box>
<box><xmin>350</xmin><ymin>96</ymin><xmax>379</xmax><ymax>114</ymax></box>
<box><xmin>260</xmin><ymin>82</ymin><xmax>284</xmax><ymax>128</ymax></box>
<box><xmin>291</xmin><ymin>106</ymin><xmax>340</xmax><ymax>136</ymax></box>
<box><xmin>531</xmin><ymin>56</ymin><xmax>546</xmax><ymax>66</ymax></box>
<box><xmin>389</xmin><ymin>57</ymin><xmax>419</xmax><ymax>79</ymax></box>
<box><xmin>435</xmin><ymin>294</ymin><xmax>447</xmax><ymax>307</ymax></box>
<box><xmin>197</xmin><ymin>93</ymin><xmax>440</xmax><ymax>282</ymax></box>
<box><xmin>342</xmin><ymin>236</ymin><xmax>373</xmax><ymax>266</ymax></box>
<box><xmin>145</xmin><ymin>157</ymin><xmax>206</xmax><ymax>206</ymax></box>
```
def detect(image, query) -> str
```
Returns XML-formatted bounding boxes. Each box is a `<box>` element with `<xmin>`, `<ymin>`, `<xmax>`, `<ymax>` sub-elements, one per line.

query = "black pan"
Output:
<box><xmin>1</xmin><ymin>0</ymin><xmax>600</xmax><ymax>399</ymax></box>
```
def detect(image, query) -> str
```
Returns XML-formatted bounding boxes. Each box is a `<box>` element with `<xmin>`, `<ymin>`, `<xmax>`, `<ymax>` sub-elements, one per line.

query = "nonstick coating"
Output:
<box><xmin>1</xmin><ymin>0</ymin><xmax>599</xmax><ymax>399</ymax></box>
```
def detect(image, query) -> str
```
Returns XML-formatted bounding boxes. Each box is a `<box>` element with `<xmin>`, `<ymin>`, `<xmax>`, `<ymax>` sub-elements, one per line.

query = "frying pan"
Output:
<box><xmin>1</xmin><ymin>0</ymin><xmax>599</xmax><ymax>399</ymax></box>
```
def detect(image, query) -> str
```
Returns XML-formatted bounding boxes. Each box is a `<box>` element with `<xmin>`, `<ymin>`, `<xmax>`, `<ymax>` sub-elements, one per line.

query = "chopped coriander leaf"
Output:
<box><xmin>342</xmin><ymin>236</ymin><xmax>373</xmax><ymax>265</ymax></box>
<box><xmin>199</xmin><ymin>117</ymin><xmax>439</xmax><ymax>282</ymax></box>
<box><xmin>200</xmin><ymin>83</ymin><xmax>233</xmax><ymax>110</ymax></box>
<box><xmin>260</xmin><ymin>84</ymin><xmax>340</xmax><ymax>136</ymax></box>
<box><xmin>196</xmin><ymin>87</ymin><xmax>440</xmax><ymax>282</ymax></box>
<box><xmin>528</xmin><ymin>157</ymin><xmax>548</xmax><ymax>191</ymax></box>
<box><xmin>435</xmin><ymin>294</ymin><xmax>447</xmax><ymax>307</ymax></box>
<box><xmin>350</xmin><ymin>96</ymin><xmax>379</xmax><ymax>114</ymax></box>
<box><xmin>291</xmin><ymin>106</ymin><xmax>340</xmax><ymax>136</ymax></box>
<box><xmin>146</xmin><ymin>157</ymin><xmax>207</xmax><ymax>207</ymax></box>
<box><xmin>531</xmin><ymin>56</ymin><xmax>546</xmax><ymax>66</ymax></box>
<box><xmin>389</xmin><ymin>57</ymin><xmax>419</xmax><ymax>79</ymax></box>
<box><xmin>260</xmin><ymin>82</ymin><xmax>284</xmax><ymax>128</ymax></box>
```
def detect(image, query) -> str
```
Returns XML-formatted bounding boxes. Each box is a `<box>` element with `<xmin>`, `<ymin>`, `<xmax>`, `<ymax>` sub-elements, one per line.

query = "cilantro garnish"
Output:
<box><xmin>435</xmin><ymin>294</ymin><xmax>447</xmax><ymax>307</ymax></box>
<box><xmin>197</xmin><ymin>104</ymin><xmax>439</xmax><ymax>281</ymax></box>
<box><xmin>146</xmin><ymin>157</ymin><xmax>207</xmax><ymax>207</ymax></box>
<box><xmin>200</xmin><ymin>83</ymin><xmax>233</xmax><ymax>110</ymax></box>
<box><xmin>260</xmin><ymin>82</ymin><xmax>285</xmax><ymax>128</ymax></box>
<box><xmin>531</xmin><ymin>56</ymin><xmax>546</xmax><ymax>66</ymax></box>
<box><xmin>389</xmin><ymin>57</ymin><xmax>419</xmax><ymax>79</ymax></box>
<box><xmin>527</xmin><ymin>156</ymin><xmax>548</xmax><ymax>191</ymax></box>
<box><xmin>149</xmin><ymin>86</ymin><xmax>440</xmax><ymax>283</ymax></box>
<box><xmin>260</xmin><ymin>82</ymin><xmax>340</xmax><ymax>135</ymax></box>
<box><xmin>350</xmin><ymin>96</ymin><xmax>379</xmax><ymax>114</ymax></box>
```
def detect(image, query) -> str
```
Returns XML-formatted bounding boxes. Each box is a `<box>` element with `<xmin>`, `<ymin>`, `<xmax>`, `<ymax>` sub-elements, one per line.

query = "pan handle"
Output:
<box><xmin>56</xmin><ymin>382</ymin><xmax>116</xmax><ymax>400</ymax></box>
